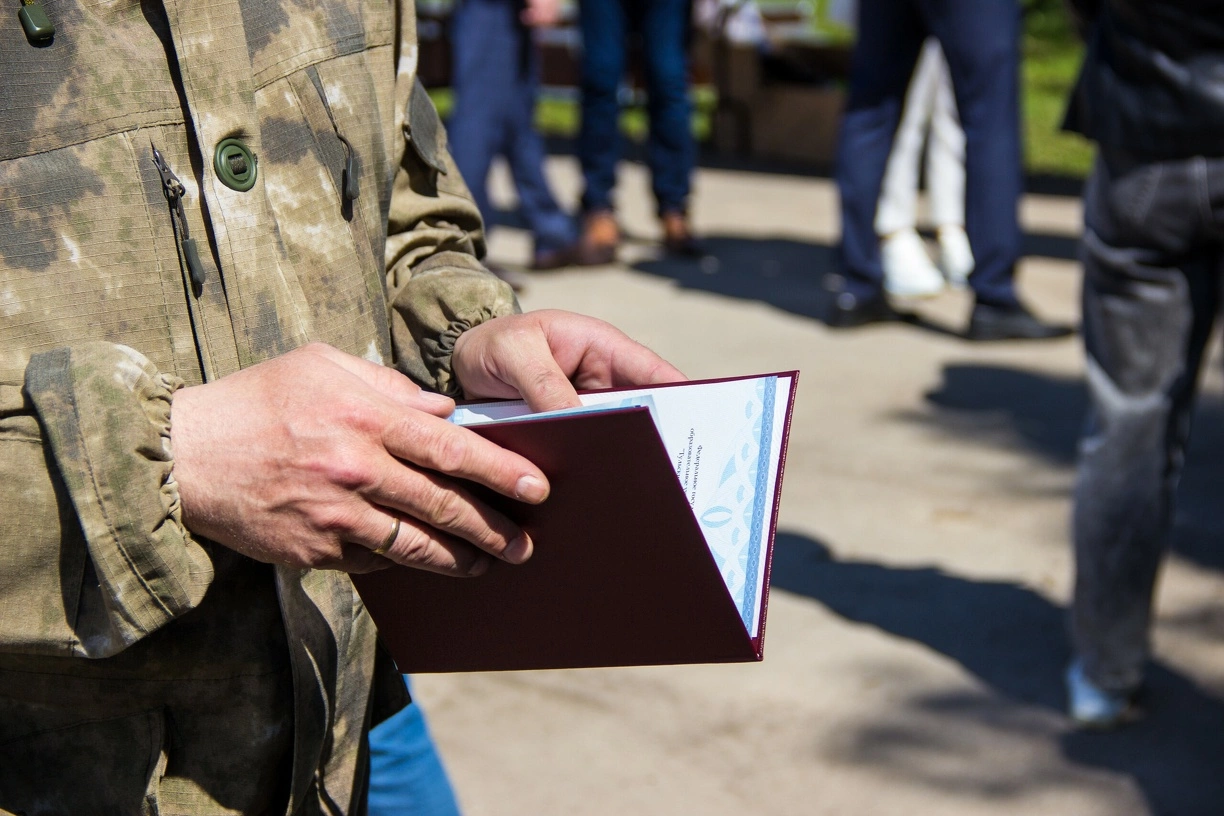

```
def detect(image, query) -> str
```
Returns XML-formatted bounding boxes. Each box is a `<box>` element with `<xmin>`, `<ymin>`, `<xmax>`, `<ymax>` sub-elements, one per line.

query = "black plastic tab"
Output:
<box><xmin>338</xmin><ymin>134</ymin><xmax>359</xmax><ymax>202</ymax></box>
<box><xmin>182</xmin><ymin>238</ymin><xmax>206</xmax><ymax>290</ymax></box>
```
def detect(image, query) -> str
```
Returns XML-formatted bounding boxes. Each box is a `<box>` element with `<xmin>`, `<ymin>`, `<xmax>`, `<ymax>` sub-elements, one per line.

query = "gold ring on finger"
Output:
<box><xmin>374</xmin><ymin>516</ymin><xmax>401</xmax><ymax>556</ymax></box>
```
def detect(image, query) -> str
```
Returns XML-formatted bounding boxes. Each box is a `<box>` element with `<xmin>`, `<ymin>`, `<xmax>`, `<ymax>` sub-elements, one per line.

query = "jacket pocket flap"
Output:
<box><xmin>404</xmin><ymin>78</ymin><xmax>448</xmax><ymax>176</ymax></box>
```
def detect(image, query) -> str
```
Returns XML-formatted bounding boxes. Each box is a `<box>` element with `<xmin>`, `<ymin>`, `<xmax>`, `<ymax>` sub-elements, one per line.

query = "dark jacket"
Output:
<box><xmin>1063</xmin><ymin>0</ymin><xmax>1224</xmax><ymax>158</ymax></box>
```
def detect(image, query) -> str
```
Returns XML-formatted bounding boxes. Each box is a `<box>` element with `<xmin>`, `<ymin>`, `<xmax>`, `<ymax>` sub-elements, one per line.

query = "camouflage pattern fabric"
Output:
<box><xmin>0</xmin><ymin>0</ymin><xmax>517</xmax><ymax>813</ymax></box>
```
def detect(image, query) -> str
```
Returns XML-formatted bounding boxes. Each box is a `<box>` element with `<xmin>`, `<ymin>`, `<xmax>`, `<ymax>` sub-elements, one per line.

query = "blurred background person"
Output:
<box><xmin>447</xmin><ymin>0</ymin><xmax>583</xmax><ymax>286</ymax></box>
<box><xmin>1063</xmin><ymin>0</ymin><xmax>1224</xmax><ymax>729</ymax></box>
<box><xmin>577</xmin><ymin>0</ymin><xmax>702</xmax><ymax>261</ymax></box>
<box><xmin>874</xmin><ymin>38</ymin><xmax>975</xmax><ymax>298</ymax></box>
<box><xmin>829</xmin><ymin>0</ymin><xmax>1071</xmax><ymax>341</ymax></box>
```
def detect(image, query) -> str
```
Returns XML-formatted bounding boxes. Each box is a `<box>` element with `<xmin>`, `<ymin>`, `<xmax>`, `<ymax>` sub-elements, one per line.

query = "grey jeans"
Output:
<box><xmin>1073</xmin><ymin>149</ymin><xmax>1224</xmax><ymax>694</ymax></box>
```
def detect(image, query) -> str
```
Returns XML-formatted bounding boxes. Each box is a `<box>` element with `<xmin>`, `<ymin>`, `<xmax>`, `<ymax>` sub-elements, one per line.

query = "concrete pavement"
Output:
<box><xmin>411</xmin><ymin>156</ymin><xmax>1224</xmax><ymax>815</ymax></box>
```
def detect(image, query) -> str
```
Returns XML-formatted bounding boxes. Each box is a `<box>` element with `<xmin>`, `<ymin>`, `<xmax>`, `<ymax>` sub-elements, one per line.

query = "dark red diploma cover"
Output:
<box><xmin>352</xmin><ymin>374</ymin><xmax>797</xmax><ymax>673</ymax></box>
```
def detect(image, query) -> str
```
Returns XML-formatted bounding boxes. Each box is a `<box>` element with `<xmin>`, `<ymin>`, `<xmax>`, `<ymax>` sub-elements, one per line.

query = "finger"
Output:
<box><xmin>607</xmin><ymin>342</ymin><xmax>687</xmax><ymax>387</ymax></box>
<box><xmin>380</xmin><ymin>412</ymin><xmax>551</xmax><ymax>505</ymax></box>
<box><xmin>553</xmin><ymin>319</ymin><xmax>687</xmax><ymax>389</ymax></box>
<box><xmin>495</xmin><ymin>327</ymin><xmax>584</xmax><ymax>413</ymax></box>
<box><xmin>368</xmin><ymin>461</ymin><xmax>535</xmax><ymax>563</ymax></box>
<box><xmin>335</xmin><ymin>542</ymin><xmax>395</xmax><ymax>574</ymax></box>
<box><xmin>304</xmin><ymin>343</ymin><xmax>456</xmax><ymax>417</ymax></box>
<box><xmin>356</xmin><ymin>506</ymin><xmax>496</xmax><ymax>577</ymax></box>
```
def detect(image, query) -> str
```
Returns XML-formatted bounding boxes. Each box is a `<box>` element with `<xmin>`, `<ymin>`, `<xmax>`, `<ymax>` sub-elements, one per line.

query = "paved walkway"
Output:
<box><xmin>412</xmin><ymin>157</ymin><xmax>1224</xmax><ymax>816</ymax></box>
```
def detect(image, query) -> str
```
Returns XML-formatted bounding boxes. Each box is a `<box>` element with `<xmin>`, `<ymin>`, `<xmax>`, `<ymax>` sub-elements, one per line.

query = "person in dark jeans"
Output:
<box><xmin>448</xmin><ymin>0</ymin><xmax>580</xmax><ymax>282</ymax></box>
<box><xmin>830</xmin><ymin>0</ymin><xmax>1070</xmax><ymax>340</ymax></box>
<box><xmin>1063</xmin><ymin>0</ymin><xmax>1224</xmax><ymax>728</ymax></box>
<box><xmin>576</xmin><ymin>0</ymin><xmax>700</xmax><ymax>261</ymax></box>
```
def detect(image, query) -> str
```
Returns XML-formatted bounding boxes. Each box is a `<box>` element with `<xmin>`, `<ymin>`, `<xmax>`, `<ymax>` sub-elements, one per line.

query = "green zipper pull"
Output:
<box><xmin>19</xmin><ymin>0</ymin><xmax>54</xmax><ymax>44</ymax></box>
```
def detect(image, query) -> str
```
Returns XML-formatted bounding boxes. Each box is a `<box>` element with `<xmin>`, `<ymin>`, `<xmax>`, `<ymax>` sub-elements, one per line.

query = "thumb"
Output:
<box><xmin>498</xmin><ymin>332</ymin><xmax>583</xmax><ymax>413</ymax></box>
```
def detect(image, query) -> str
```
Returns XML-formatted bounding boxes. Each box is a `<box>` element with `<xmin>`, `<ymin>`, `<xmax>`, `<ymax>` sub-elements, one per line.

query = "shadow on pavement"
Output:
<box><xmin>921</xmin><ymin>364</ymin><xmax>1087</xmax><ymax>466</ymax></box>
<box><xmin>633</xmin><ymin>235</ymin><xmax>837</xmax><ymax>321</ymax></box>
<box><xmin>624</xmin><ymin>231</ymin><xmax>1080</xmax><ymax>331</ymax></box>
<box><xmin>626</xmin><ymin>234</ymin><xmax>960</xmax><ymax>337</ymax></box>
<box><xmin>771</xmin><ymin>532</ymin><xmax>1224</xmax><ymax>814</ymax></box>
<box><xmin>916</xmin><ymin>364</ymin><xmax>1224</xmax><ymax>574</ymax></box>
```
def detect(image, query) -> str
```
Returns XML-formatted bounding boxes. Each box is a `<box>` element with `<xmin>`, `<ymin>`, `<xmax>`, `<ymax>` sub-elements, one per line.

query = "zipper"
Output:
<box><xmin>305</xmin><ymin>66</ymin><xmax>359</xmax><ymax>203</ymax></box>
<box><xmin>150</xmin><ymin>143</ymin><xmax>207</xmax><ymax>292</ymax></box>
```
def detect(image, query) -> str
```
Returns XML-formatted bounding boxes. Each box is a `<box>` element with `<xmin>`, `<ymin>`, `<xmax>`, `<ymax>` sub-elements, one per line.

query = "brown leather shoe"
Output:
<box><xmin>661</xmin><ymin>211</ymin><xmax>702</xmax><ymax>257</ymax></box>
<box><xmin>530</xmin><ymin>245</ymin><xmax>575</xmax><ymax>271</ymax></box>
<box><xmin>574</xmin><ymin>210</ymin><xmax>619</xmax><ymax>266</ymax></box>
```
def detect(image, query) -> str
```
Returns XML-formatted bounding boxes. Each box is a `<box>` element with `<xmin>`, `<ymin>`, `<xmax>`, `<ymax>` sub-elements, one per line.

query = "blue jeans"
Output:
<box><xmin>1073</xmin><ymin>150</ymin><xmax>1224</xmax><ymax>694</ymax></box>
<box><xmin>835</xmin><ymin>0</ymin><xmax>1023</xmax><ymax>307</ymax></box>
<box><xmin>577</xmin><ymin>0</ymin><xmax>694</xmax><ymax>215</ymax></box>
<box><xmin>368</xmin><ymin>676</ymin><xmax>462</xmax><ymax>816</ymax></box>
<box><xmin>448</xmin><ymin>0</ymin><xmax>576</xmax><ymax>254</ymax></box>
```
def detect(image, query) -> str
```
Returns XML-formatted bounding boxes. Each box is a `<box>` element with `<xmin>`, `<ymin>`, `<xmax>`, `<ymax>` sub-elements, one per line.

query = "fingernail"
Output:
<box><xmin>467</xmin><ymin>555</ymin><xmax>491</xmax><ymax>577</ymax></box>
<box><xmin>515</xmin><ymin>475</ymin><xmax>548</xmax><ymax>503</ymax></box>
<box><xmin>504</xmin><ymin>532</ymin><xmax>533</xmax><ymax>564</ymax></box>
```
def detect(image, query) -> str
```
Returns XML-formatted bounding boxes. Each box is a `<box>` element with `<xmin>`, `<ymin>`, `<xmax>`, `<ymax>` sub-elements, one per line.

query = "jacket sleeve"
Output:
<box><xmin>383</xmin><ymin>1</ymin><xmax>520</xmax><ymax>396</ymax></box>
<box><xmin>0</xmin><ymin>343</ymin><xmax>213</xmax><ymax>659</ymax></box>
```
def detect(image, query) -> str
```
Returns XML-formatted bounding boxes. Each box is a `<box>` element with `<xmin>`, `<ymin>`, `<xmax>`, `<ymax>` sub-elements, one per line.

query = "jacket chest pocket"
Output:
<box><xmin>0</xmin><ymin>1</ymin><xmax>180</xmax><ymax>164</ymax></box>
<box><xmin>0</xmin><ymin>131</ymin><xmax>204</xmax><ymax>384</ymax></box>
<box><xmin>255</xmin><ymin>53</ymin><xmax>394</xmax><ymax>360</ymax></box>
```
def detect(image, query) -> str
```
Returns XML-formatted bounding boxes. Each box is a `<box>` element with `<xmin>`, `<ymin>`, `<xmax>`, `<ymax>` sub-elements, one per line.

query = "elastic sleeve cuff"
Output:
<box><xmin>25</xmin><ymin>343</ymin><xmax>213</xmax><ymax>656</ymax></box>
<box><xmin>388</xmin><ymin>250</ymin><xmax>520</xmax><ymax>395</ymax></box>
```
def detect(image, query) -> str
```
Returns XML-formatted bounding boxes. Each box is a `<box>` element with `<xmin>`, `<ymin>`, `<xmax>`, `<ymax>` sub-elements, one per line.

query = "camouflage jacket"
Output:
<box><xmin>0</xmin><ymin>1</ymin><xmax>516</xmax><ymax>813</ymax></box>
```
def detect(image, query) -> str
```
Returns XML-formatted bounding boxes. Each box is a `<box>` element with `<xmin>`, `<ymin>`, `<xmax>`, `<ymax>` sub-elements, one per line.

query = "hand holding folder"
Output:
<box><xmin>352</xmin><ymin>372</ymin><xmax>798</xmax><ymax>673</ymax></box>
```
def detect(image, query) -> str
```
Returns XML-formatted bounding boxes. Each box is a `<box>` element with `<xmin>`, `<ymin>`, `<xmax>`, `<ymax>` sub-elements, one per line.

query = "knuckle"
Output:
<box><xmin>392</xmin><ymin>524</ymin><xmax>434</xmax><ymax>564</ymax></box>
<box><xmin>331</xmin><ymin>395</ymin><xmax>381</xmax><ymax>437</ymax></box>
<box><xmin>301</xmin><ymin>341</ymin><xmax>336</xmax><ymax>358</ymax></box>
<box><xmin>427</xmin><ymin>426</ymin><xmax>471</xmax><ymax>474</ymax></box>
<box><xmin>321</xmin><ymin>449</ymin><xmax>373</xmax><ymax>492</ymax></box>
<box><xmin>306</xmin><ymin>503</ymin><xmax>353</xmax><ymax>536</ymax></box>
<box><xmin>426</xmin><ymin>489</ymin><xmax>467</xmax><ymax>531</ymax></box>
<box><xmin>527</xmin><ymin>367</ymin><xmax>564</xmax><ymax>396</ymax></box>
<box><xmin>293</xmin><ymin>342</ymin><xmax>337</xmax><ymax>371</ymax></box>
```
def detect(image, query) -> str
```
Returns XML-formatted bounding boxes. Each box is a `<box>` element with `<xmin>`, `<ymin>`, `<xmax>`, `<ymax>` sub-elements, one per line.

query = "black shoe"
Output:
<box><xmin>966</xmin><ymin>302</ymin><xmax>1074</xmax><ymax>341</ymax></box>
<box><xmin>825</xmin><ymin>291</ymin><xmax>896</xmax><ymax>329</ymax></box>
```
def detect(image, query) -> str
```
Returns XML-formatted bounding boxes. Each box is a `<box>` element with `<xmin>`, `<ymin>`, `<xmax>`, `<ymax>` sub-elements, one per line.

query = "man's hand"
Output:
<box><xmin>521</xmin><ymin>0</ymin><xmax>562</xmax><ymax>27</ymax></box>
<box><xmin>452</xmin><ymin>310</ymin><xmax>687</xmax><ymax>412</ymax></box>
<box><xmin>170</xmin><ymin>343</ymin><xmax>549</xmax><ymax>575</ymax></box>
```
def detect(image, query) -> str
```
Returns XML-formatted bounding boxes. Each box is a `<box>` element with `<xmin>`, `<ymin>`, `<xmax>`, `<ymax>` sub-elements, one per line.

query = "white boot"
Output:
<box><xmin>880</xmin><ymin>229</ymin><xmax>944</xmax><ymax>298</ymax></box>
<box><xmin>937</xmin><ymin>225</ymin><xmax>974</xmax><ymax>288</ymax></box>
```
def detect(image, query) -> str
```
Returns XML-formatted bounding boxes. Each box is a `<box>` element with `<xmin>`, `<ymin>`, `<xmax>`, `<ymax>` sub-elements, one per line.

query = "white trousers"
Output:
<box><xmin>874</xmin><ymin>38</ymin><xmax>966</xmax><ymax>236</ymax></box>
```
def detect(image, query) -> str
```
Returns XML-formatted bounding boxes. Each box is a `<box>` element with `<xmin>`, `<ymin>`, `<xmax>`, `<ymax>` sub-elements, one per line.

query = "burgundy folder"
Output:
<box><xmin>352</xmin><ymin>373</ymin><xmax>797</xmax><ymax>673</ymax></box>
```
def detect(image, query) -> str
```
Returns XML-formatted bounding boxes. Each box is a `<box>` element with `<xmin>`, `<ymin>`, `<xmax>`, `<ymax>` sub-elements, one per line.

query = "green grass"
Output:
<box><xmin>1021</xmin><ymin>1</ymin><xmax>1096</xmax><ymax>178</ymax></box>
<box><xmin>428</xmin><ymin>87</ymin><xmax>717</xmax><ymax>143</ymax></box>
<box><xmin>428</xmin><ymin>1</ymin><xmax>1096</xmax><ymax>179</ymax></box>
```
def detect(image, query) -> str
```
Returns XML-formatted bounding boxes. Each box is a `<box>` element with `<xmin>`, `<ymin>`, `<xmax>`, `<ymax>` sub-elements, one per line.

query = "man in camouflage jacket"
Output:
<box><xmin>0</xmin><ymin>1</ymin><xmax>681</xmax><ymax>813</ymax></box>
